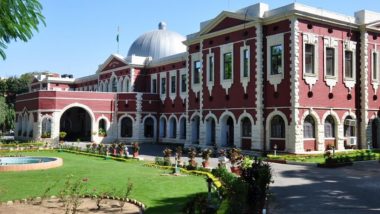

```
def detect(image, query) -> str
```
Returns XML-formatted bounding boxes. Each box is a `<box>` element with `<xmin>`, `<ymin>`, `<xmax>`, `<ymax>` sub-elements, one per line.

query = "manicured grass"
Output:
<box><xmin>267</xmin><ymin>149</ymin><xmax>380</xmax><ymax>164</ymax></box>
<box><xmin>0</xmin><ymin>151</ymin><xmax>207</xmax><ymax>213</ymax></box>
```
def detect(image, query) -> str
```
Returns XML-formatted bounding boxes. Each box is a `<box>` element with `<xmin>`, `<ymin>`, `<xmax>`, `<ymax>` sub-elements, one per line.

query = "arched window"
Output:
<box><xmin>98</xmin><ymin>119</ymin><xmax>107</xmax><ymax>137</ymax></box>
<box><xmin>303</xmin><ymin>115</ymin><xmax>315</xmax><ymax>138</ymax></box>
<box><xmin>179</xmin><ymin>117</ymin><xmax>186</xmax><ymax>139</ymax></box>
<box><xmin>159</xmin><ymin>118</ymin><xmax>167</xmax><ymax>138</ymax></box>
<box><xmin>241</xmin><ymin>117</ymin><xmax>252</xmax><ymax>137</ymax></box>
<box><xmin>144</xmin><ymin>117</ymin><xmax>154</xmax><ymax>138</ymax></box>
<box><xmin>111</xmin><ymin>78</ymin><xmax>117</xmax><ymax>92</ymax></box>
<box><xmin>124</xmin><ymin>78</ymin><xmax>130</xmax><ymax>92</ymax></box>
<box><xmin>324</xmin><ymin>115</ymin><xmax>335</xmax><ymax>138</ymax></box>
<box><xmin>344</xmin><ymin>116</ymin><xmax>356</xmax><ymax>137</ymax></box>
<box><xmin>169</xmin><ymin>118</ymin><xmax>177</xmax><ymax>138</ymax></box>
<box><xmin>271</xmin><ymin>115</ymin><xmax>285</xmax><ymax>138</ymax></box>
<box><xmin>120</xmin><ymin>117</ymin><xmax>133</xmax><ymax>137</ymax></box>
<box><xmin>41</xmin><ymin>117</ymin><xmax>52</xmax><ymax>138</ymax></box>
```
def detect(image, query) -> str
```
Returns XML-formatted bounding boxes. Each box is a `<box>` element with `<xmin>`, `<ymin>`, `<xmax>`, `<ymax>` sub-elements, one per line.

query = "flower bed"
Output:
<box><xmin>143</xmin><ymin>163</ymin><xmax>222</xmax><ymax>188</ymax></box>
<box><xmin>60</xmin><ymin>149</ymin><xmax>139</xmax><ymax>162</ymax></box>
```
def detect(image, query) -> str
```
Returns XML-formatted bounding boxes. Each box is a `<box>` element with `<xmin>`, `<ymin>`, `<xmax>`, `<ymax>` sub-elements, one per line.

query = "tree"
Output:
<box><xmin>0</xmin><ymin>96</ymin><xmax>14</xmax><ymax>133</ymax></box>
<box><xmin>0</xmin><ymin>0</ymin><xmax>45</xmax><ymax>59</ymax></box>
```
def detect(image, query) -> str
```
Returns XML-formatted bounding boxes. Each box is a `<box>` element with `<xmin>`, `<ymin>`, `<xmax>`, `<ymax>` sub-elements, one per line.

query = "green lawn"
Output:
<box><xmin>0</xmin><ymin>151</ymin><xmax>207</xmax><ymax>213</ymax></box>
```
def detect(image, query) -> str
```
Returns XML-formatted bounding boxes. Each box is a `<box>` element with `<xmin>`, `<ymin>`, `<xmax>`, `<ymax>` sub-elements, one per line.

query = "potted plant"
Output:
<box><xmin>132</xmin><ymin>142</ymin><xmax>140</xmax><ymax>158</ymax></box>
<box><xmin>163</xmin><ymin>148</ymin><xmax>172</xmax><ymax>166</ymax></box>
<box><xmin>98</xmin><ymin>128</ymin><xmax>107</xmax><ymax>137</ymax></box>
<box><xmin>201</xmin><ymin>148</ymin><xmax>212</xmax><ymax>168</ymax></box>
<box><xmin>59</xmin><ymin>131</ymin><xmax>67</xmax><ymax>152</ymax></box>
<box><xmin>117</xmin><ymin>143</ymin><xmax>125</xmax><ymax>157</ymax></box>
<box><xmin>110</xmin><ymin>143</ymin><xmax>117</xmax><ymax>156</ymax></box>
<box><xmin>176</xmin><ymin>146</ymin><xmax>183</xmax><ymax>166</ymax></box>
<box><xmin>187</xmin><ymin>147</ymin><xmax>197</xmax><ymax>169</ymax></box>
<box><xmin>228</xmin><ymin>148</ymin><xmax>243</xmax><ymax>175</ymax></box>
<box><xmin>97</xmin><ymin>143</ymin><xmax>104</xmax><ymax>154</ymax></box>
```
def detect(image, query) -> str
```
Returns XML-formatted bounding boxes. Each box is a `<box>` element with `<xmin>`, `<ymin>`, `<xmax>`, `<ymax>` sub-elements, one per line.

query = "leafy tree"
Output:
<box><xmin>0</xmin><ymin>79</ymin><xmax>7</xmax><ymax>96</ymax></box>
<box><xmin>0</xmin><ymin>96</ymin><xmax>14</xmax><ymax>132</ymax></box>
<box><xmin>0</xmin><ymin>0</ymin><xmax>45</xmax><ymax>59</ymax></box>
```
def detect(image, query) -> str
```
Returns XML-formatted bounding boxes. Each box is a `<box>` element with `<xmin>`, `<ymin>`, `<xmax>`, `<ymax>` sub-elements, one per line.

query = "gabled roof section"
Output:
<box><xmin>96</xmin><ymin>54</ymin><xmax>128</xmax><ymax>74</ymax></box>
<box><xmin>199</xmin><ymin>11</ymin><xmax>253</xmax><ymax>36</ymax></box>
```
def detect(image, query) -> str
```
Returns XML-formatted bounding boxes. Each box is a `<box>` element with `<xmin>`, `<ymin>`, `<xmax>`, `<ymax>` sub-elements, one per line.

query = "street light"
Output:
<box><xmin>206</xmin><ymin>177</ymin><xmax>213</xmax><ymax>202</ymax></box>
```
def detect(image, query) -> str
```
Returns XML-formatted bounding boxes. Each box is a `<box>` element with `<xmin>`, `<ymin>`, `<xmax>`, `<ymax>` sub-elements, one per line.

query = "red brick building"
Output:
<box><xmin>15</xmin><ymin>3</ymin><xmax>380</xmax><ymax>153</ymax></box>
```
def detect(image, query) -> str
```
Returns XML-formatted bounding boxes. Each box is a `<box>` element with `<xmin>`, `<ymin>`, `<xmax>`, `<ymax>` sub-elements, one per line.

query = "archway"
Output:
<box><xmin>144</xmin><ymin>117</ymin><xmax>155</xmax><ymax>138</ymax></box>
<box><xmin>168</xmin><ymin>117</ymin><xmax>177</xmax><ymax>138</ymax></box>
<box><xmin>220</xmin><ymin>115</ymin><xmax>234</xmax><ymax>147</ymax></box>
<box><xmin>372</xmin><ymin>118</ymin><xmax>380</xmax><ymax>149</ymax></box>
<box><xmin>159</xmin><ymin>117</ymin><xmax>167</xmax><ymax>138</ymax></box>
<box><xmin>191</xmin><ymin>115</ymin><xmax>200</xmax><ymax>144</ymax></box>
<box><xmin>240</xmin><ymin>117</ymin><xmax>252</xmax><ymax>150</ymax></box>
<box><xmin>60</xmin><ymin>107</ymin><xmax>92</xmax><ymax>141</ymax></box>
<box><xmin>205</xmin><ymin>117</ymin><xmax>216</xmax><ymax>146</ymax></box>
<box><xmin>120</xmin><ymin>117</ymin><xmax>133</xmax><ymax>138</ymax></box>
<box><xmin>179</xmin><ymin>117</ymin><xmax>186</xmax><ymax>139</ymax></box>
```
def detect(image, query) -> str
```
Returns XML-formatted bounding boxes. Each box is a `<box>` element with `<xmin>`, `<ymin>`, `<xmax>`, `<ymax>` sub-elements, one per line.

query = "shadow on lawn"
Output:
<box><xmin>269</xmin><ymin>161</ymin><xmax>380</xmax><ymax>214</ymax></box>
<box><xmin>144</xmin><ymin>192</ymin><xmax>207</xmax><ymax>214</ymax></box>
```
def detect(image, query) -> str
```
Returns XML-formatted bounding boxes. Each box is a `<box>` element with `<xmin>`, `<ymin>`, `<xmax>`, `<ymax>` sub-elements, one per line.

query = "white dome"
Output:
<box><xmin>127</xmin><ymin>22</ymin><xmax>186</xmax><ymax>59</ymax></box>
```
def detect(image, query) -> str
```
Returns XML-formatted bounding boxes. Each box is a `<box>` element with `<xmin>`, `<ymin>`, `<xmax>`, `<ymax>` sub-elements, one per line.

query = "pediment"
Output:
<box><xmin>97</xmin><ymin>54</ymin><xmax>128</xmax><ymax>73</ymax></box>
<box><xmin>199</xmin><ymin>11</ymin><xmax>251</xmax><ymax>36</ymax></box>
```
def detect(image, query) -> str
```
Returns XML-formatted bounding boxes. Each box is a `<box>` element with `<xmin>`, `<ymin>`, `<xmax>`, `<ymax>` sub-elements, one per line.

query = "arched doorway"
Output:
<box><xmin>372</xmin><ymin>118</ymin><xmax>380</xmax><ymax>149</ymax></box>
<box><xmin>220</xmin><ymin>115</ymin><xmax>234</xmax><ymax>147</ymax></box>
<box><xmin>60</xmin><ymin>107</ymin><xmax>92</xmax><ymax>141</ymax></box>
<box><xmin>241</xmin><ymin>117</ymin><xmax>252</xmax><ymax>150</ymax></box>
<box><xmin>205</xmin><ymin>117</ymin><xmax>216</xmax><ymax>146</ymax></box>
<box><xmin>120</xmin><ymin>117</ymin><xmax>133</xmax><ymax>138</ymax></box>
<box><xmin>168</xmin><ymin>117</ymin><xmax>177</xmax><ymax>138</ymax></box>
<box><xmin>179</xmin><ymin>117</ymin><xmax>186</xmax><ymax>139</ymax></box>
<box><xmin>191</xmin><ymin>115</ymin><xmax>200</xmax><ymax>144</ymax></box>
<box><xmin>159</xmin><ymin>117</ymin><xmax>167</xmax><ymax>138</ymax></box>
<box><xmin>144</xmin><ymin>117</ymin><xmax>155</xmax><ymax>138</ymax></box>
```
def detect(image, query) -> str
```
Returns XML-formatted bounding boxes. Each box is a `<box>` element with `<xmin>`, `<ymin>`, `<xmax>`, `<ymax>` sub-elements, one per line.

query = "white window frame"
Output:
<box><xmin>323</xmin><ymin>37</ymin><xmax>338</xmax><ymax>90</ymax></box>
<box><xmin>240</xmin><ymin>45</ymin><xmax>250</xmax><ymax>93</ymax></box>
<box><xmin>151</xmin><ymin>74</ymin><xmax>157</xmax><ymax>93</ymax></box>
<box><xmin>206</xmin><ymin>52</ymin><xmax>214</xmax><ymax>96</ymax></box>
<box><xmin>372</xmin><ymin>50</ymin><xmax>379</xmax><ymax>82</ymax></box>
<box><xmin>191</xmin><ymin>52</ymin><xmax>201</xmax><ymax>94</ymax></box>
<box><xmin>160</xmin><ymin>74</ymin><xmax>167</xmax><ymax>101</ymax></box>
<box><xmin>371</xmin><ymin>49</ymin><xmax>380</xmax><ymax>93</ymax></box>
<box><xmin>266</xmin><ymin>34</ymin><xmax>284</xmax><ymax>92</ymax></box>
<box><xmin>220</xmin><ymin>43</ymin><xmax>234</xmax><ymax>94</ymax></box>
<box><xmin>169</xmin><ymin>70</ymin><xmax>176</xmax><ymax>101</ymax></box>
<box><xmin>343</xmin><ymin>40</ymin><xmax>356</xmax><ymax>91</ymax></box>
<box><xmin>302</xmin><ymin>33</ymin><xmax>319</xmax><ymax>91</ymax></box>
<box><xmin>179</xmin><ymin>69</ymin><xmax>187</xmax><ymax>101</ymax></box>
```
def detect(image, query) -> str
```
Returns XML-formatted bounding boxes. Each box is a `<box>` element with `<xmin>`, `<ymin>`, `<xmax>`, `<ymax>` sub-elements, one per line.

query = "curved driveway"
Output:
<box><xmin>269</xmin><ymin>161</ymin><xmax>380</xmax><ymax>214</ymax></box>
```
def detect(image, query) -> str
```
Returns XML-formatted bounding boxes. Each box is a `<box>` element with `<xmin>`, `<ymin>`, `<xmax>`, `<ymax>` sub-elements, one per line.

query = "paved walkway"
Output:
<box><xmin>268</xmin><ymin>161</ymin><xmax>380</xmax><ymax>214</ymax></box>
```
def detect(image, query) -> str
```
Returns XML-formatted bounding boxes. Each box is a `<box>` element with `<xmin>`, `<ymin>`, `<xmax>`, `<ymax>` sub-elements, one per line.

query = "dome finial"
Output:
<box><xmin>158</xmin><ymin>21</ymin><xmax>167</xmax><ymax>30</ymax></box>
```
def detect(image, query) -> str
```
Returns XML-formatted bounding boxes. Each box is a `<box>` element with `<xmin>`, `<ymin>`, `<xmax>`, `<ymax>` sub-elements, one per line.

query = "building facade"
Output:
<box><xmin>15</xmin><ymin>3</ymin><xmax>380</xmax><ymax>153</ymax></box>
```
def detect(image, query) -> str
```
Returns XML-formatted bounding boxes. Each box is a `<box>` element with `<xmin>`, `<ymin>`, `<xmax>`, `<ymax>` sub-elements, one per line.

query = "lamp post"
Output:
<box><xmin>206</xmin><ymin>177</ymin><xmax>213</xmax><ymax>202</ymax></box>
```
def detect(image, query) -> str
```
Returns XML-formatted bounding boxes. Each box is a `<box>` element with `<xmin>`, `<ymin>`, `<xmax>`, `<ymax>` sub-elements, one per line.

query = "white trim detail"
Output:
<box><xmin>179</xmin><ymin>69</ymin><xmax>188</xmax><ymax>102</ymax></box>
<box><xmin>191</xmin><ymin>52</ymin><xmax>201</xmax><ymax>94</ymax></box>
<box><xmin>160</xmin><ymin>73</ymin><xmax>167</xmax><ymax>101</ymax></box>
<box><xmin>240</xmin><ymin>45</ymin><xmax>250</xmax><ymax>93</ymax></box>
<box><xmin>323</xmin><ymin>36</ymin><xmax>339</xmax><ymax>92</ymax></box>
<box><xmin>169</xmin><ymin>70</ymin><xmax>177</xmax><ymax>102</ymax></box>
<box><xmin>343</xmin><ymin>40</ymin><xmax>357</xmax><ymax>92</ymax></box>
<box><xmin>302</xmin><ymin>33</ymin><xmax>319</xmax><ymax>91</ymax></box>
<box><xmin>371</xmin><ymin>49</ymin><xmax>379</xmax><ymax>93</ymax></box>
<box><xmin>220</xmin><ymin>43</ymin><xmax>234</xmax><ymax>94</ymax></box>
<box><xmin>151</xmin><ymin>73</ymin><xmax>157</xmax><ymax>93</ymax></box>
<box><xmin>266</xmin><ymin>33</ymin><xmax>284</xmax><ymax>92</ymax></box>
<box><xmin>206</xmin><ymin>51</ymin><xmax>215</xmax><ymax>96</ymax></box>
